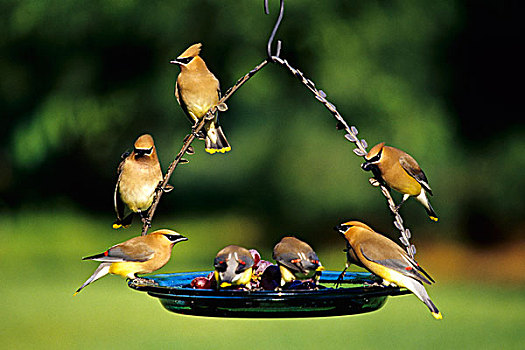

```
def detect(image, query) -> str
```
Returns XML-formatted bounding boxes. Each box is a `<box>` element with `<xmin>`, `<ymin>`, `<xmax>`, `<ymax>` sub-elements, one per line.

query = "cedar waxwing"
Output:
<box><xmin>113</xmin><ymin>134</ymin><xmax>172</xmax><ymax>229</ymax></box>
<box><xmin>362</xmin><ymin>142</ymin><xmax>438</xmax><ymax>221</ymax></box>
<box><xmin>171</xmin><ymin>43</ymin><xmax>231</xmax><ymax>154</ymax></box>
<box><xmin>214</xmin><ymin>245</ymin><xmax>254</xmax><ymax>289</ymax></box>
<box><xmin>272</xmin><ymin>236</ymin><xmax>325</xmax><ymax>286</ymax></box>
<box><xmin>74</xmin><ymin>229</ymin><xmax>187</xmax><ymax>295</ymax></box>
<box><xmin>335</xmin><ymin>220</ymin><xmax>442</xmax><ymax>320</ymax></box>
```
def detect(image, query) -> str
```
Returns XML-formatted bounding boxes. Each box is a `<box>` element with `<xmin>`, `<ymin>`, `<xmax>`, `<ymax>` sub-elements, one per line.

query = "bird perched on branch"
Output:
<box><xmin>214</xmin><ymin>245</ymin><xmax>254</xmax><ymax>289</ymax></box>
<box><xmin>361</xmin><ymin>142</ymin><xmax>438</xmax><ymax>221</ymax></box>
<box><xmin>74</xmin><ymin>229</ymin><xmax>187</xmax><ymax>295</ymax></box>
<box><xmin>273</xmin><ymin>236</ymin><xmax>324</xmax><ymax>286</ymax></box>
<box><xmin>113</xmin><ymin>134</ymin><xmax>172</xmax><ymax>229</ymax></box>
<box><xmin>171</xmin><ymin>43</ymin><xmax>231</xmax><ymax>154</ymax></box>
<box><xmin>335</xmin><ymin>220</ymin><xmax>442</xmax><ymax>319</ymax></box>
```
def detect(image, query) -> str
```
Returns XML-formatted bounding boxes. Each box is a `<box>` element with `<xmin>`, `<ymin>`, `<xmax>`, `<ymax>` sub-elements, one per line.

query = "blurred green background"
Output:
<box><xmin>2</xmin><ymin>0</ymin><xmax>524</xmax><ymax>348</ymax></box>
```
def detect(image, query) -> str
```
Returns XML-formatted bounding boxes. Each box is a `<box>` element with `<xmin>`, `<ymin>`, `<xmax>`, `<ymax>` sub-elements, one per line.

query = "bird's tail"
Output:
<box><xmin>205</xmin><ymin>122</ymin><xmax>231</xmax><ymax>154</ymax></box>
<box><xmin>113</xmin><ymin>213</ymin><xmax>133</xmax><ymax>229</ymax></box>
<box><xmin>404</xmin><ymin>277</ymin><xmax>442</xmax><ymax>320</ymax></box>
<box><xmin>74</xmin><ymin>263</ymin><xmax>111</xmax><ymax>296</ymax></box>
<box><xmin>416</xmin><ymin>191</ymin><xmax>438</xmax><ymax>222</ymax></box>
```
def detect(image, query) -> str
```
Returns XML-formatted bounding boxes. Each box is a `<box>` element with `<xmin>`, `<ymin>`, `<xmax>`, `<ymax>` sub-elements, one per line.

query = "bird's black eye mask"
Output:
<box><xmin>134</xmin><ymin>147</ymin><xmax>153</xmax><ymax>156</ymax></box>
<box><xmin>361</xmin><ymin>148</ymin><xmax>382</xmax><ymax>171</ymax></box>
<box><xmin>214</xmin><ymin>258</ymin><xmax>228</xmax><ymax>272</ymax></box>
<box><xmin>163</xmin><ymin>234</ymin><xmax>187</xmax><ymax>243</ymax></box>
<box><xmin>175</xmin><ymin>56</ymin><xmax>194</xmax><ymax>65</ymax></box>
<box><xmin>366</xmin><ymin>148</ymin><xmax>383</xmax><ymax>163</ymax></box>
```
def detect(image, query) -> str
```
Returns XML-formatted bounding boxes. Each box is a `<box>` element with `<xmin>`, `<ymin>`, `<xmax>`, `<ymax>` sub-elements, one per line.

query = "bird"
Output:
<box><xmin>214</xmin><ymin>245</ymin><xmax>254</xmax><ymax>289</ymax></box>
<box><xmin>113</xmin><ymin>134</ymin><xmax>172</xmax><ymax>229</ymax></box>
<box><xmin>272</xmin><ymin>236</ymin><xmax>325</xmax><ymax>286</ymax></box>
<box><xmin>74</xmin><ymin>229</ymin><xmax>188</xmax><ymax>295</ymax></box>
<box><xmin>335</xmin><ymin>220</ymin><xmax>442</xmax><ymax>320</ymax></box>
<box><xmin>361</xmin><ymin>142</ymin><xmax>438</xmax><ymax>221</ymax></box>
<box><xmin>171</xmin><ymin>43</ymin><xmax>231</xmax><ymax>154</ymax></box>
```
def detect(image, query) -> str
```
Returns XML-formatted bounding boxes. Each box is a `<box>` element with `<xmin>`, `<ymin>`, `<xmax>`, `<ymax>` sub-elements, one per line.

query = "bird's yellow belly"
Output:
<box><xmin>186</xmin><ymin>101</ymin><xmax>215</xmax><ymax>120</ymax></box>
<box><xmin>368</xmin><ymin>261</ymin><xmax>408</xmax><ymax>289</ymax></box>
<box><xmin>382</xmin><ymin>171</ymin><xmax>421</xmax><ymax>196</ymax></box>
<box><xmin>109</xmin><ymin>262</ymin><xmax>143</xmax><ymax>279</ymax></box>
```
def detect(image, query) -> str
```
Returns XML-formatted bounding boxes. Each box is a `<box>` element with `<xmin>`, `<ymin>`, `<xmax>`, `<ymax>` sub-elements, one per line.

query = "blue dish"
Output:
<box><xmin>128</xmin><ymin>270</ymin><xmax>410</xmax><ymax>318</ymax></box>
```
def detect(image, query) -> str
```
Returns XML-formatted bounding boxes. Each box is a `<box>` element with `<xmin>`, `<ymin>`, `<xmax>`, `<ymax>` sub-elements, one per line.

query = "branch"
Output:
<box><xmin>269</xmin><ymin>56</ymin><xmax>417</xmax><ymax>259</ymax></box>
<box><xmin>141</xmin><ymin>59</ymin><xmax>270</xmax><ymax>235</ymax></box>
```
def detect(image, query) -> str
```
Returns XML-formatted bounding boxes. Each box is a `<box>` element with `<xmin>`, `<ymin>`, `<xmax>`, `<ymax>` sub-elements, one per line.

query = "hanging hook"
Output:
<box><xmin>264</xmin><ymin>0</ymin><xmax>284</xmax><ymax>60</ymax></box>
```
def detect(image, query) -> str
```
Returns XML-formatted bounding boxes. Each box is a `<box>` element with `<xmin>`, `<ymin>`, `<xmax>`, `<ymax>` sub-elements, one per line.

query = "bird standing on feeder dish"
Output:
<box><xmin>113</xmin><ymin>134</ymin><xmax>172</xmax><ymax>229</ymax></box>
<box><xmin>171</xmin><ymin>43</ymin><xmax>231</xmax><ymax>154</ymax></box>
<box><xmin>273</xmin><ymin>236</ymin><xmax>325</xmax><ymax>287</ymax></box>
<box><xmin>74</xmin><ymin>229</ymin><xmax>188</xmax><ymax>295</ymax></box>
<box><xmin>335</xmin><ymin>220</ymin><xmax>442</xmax><ymax>319</ymax></box>
<box><xmin>361</xmin><ymin>142</ymin><xmax>438</xmax><ymax>221</ymax></box>
<box><xmin>214</xmin><ymin>245</ymin><xmax>254</xmax><ymax>289</ymax></box>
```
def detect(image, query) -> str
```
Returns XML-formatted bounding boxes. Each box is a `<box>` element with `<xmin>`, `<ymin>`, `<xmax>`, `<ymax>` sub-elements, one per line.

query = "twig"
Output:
<box><xmin>269</xmin><ymin>55</ymin><xmax>417</xmax><ymax>258</ymax></box>
<box><xmin>141</xmin><ymin>59</ymin><xmax>269</xmax><ymax>235</ymax></box>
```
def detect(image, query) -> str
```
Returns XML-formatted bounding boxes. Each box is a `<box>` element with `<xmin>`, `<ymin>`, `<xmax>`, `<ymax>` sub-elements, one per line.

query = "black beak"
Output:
<box><xmin>174</xmin><ymin>236</ymin><xmax>188</xmax><ymax>244</ymax></box>
<box><xmin>361</xmin><ymin>161</ymin><xmax>372</xmax><ymax>171</ymax></box>
<box><xmin>334</xmin><ymin>223</ymin><xmax>350</xmax><ymax>235</ymax></box>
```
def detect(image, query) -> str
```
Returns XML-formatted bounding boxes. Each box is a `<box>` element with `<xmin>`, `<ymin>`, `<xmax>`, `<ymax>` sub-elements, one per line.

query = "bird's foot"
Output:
<box><xmin>129</xmin><ymin>277</ymin><xmax>158</xmax><ymax>287</ymax></box>
<box><xmin>382</xmin><ymin>280</ymin><xmax>398</xmax><ymax>288</ymax></box>
<box><xmin>363</xmin><ymin>281</ymin><xmax>383</xmax><ymax>287</ymax></box>
<box><xmin>334</xmin><ymin>268</ymin><xmax>347</xmax><ymax>288</ymax></box>
<box><xmin>141</xmin><ymin>216</ymin><xmax>152</xmax><ymax>228</ymax></box>
<box><xmin>188</xmin><ymin>128</ymin><xmax>205</xmax><ymax>140</ymax></box>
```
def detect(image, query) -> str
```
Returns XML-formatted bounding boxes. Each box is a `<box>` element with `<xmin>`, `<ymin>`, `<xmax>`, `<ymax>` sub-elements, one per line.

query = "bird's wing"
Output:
<box><xmin>113</xmin><ymin>159</ymin><xmax>126</xmax><ymax>222</ymax></box>
<box><xmin>84</xmin><ymin>242</ymin><xmax>155</xmax><ymax>263</ymax></box>
<box><xmin>275</xmin><ymin>252</ymin><xmax>313</xmax><ymax>274</ymax></box>
<box><xmin>175</xmin><ymin>80</ymin><xmax>195</xmax><ymax>125</ymax></box>
<box><xmin>359</xmin><ymin>240</ymin><xmax>434</xmax><ymax>284</ymax></box>
<box><xmin>399</xmin><ymin>155</ymin><xmax>433</xmax><ymax>195</ymax></box>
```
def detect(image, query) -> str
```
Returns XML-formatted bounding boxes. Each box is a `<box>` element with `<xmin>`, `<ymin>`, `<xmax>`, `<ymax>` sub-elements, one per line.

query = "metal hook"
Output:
<box><xmin>264</xmin><ymin>0</ymin><xmax>284</xmax><ymax>60</ymax></box>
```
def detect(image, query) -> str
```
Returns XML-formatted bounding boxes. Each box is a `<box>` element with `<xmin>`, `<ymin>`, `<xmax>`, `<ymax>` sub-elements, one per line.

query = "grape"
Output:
<box><xmin>249</xmin><ymin>249</ymin><xmax>261</xmax><ymax>267</ymax></box>
<box><xmin>191</xmin><ymin>277</ymin><xmax>212</xmax><ymax>289</ymax></box>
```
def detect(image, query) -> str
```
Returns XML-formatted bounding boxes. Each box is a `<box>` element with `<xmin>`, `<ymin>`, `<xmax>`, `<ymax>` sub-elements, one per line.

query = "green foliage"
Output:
<box><xmin>1</xmin><ymin>0</ymin><xmax>523</xmax><ymax>242</ymax></box>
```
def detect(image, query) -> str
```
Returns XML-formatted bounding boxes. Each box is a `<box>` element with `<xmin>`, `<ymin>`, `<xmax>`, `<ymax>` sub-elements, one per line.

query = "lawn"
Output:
<box><xmin>2</xmin><ymin>210</ymin><xmax>524</xmax><ymax>349</ymax></box>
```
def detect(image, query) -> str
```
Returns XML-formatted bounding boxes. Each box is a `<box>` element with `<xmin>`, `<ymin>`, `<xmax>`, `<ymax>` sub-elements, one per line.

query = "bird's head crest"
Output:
<box><xmin>365</xmin><ymin>142</ymin><xmax>385</xmax><ymax>161</ymax></box>
<box><xmin>179</xmin><ymin>43</ymin><xmax>202</xmax><ymax>58</ymax></box>
<box><xmin>134</xmin><ymin>134</ymin><xmax>154</xmax><ymax>149</ymax></box>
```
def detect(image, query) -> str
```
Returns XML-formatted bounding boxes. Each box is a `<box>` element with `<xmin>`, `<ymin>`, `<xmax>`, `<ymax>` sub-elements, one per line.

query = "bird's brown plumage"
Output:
<box><xmin>172</xmin><ymin>43</ymin><xmax>230</xmax><ymax>154</ymax></box>
<box><xmin>273</xmin><ymin>236</ymin><xmax>324</xmax><ymax>285</ymax></box>
<box><xmin>363</xmin><ymin>143</ymin><xmax>437</xmax><ymax>221</ymax></box>
<box><xmin>214</xmin><ymin>245</ymin><xmax>254</xmax><ymax>288</ymax></box>
<box><xmin>337</xmin><ymin>220</ymin><xmax>442</xmax><ymax>319</ymax></box>
<box><xmin>113</xmin><ymin>134</ymin><xmax>167</xmax><ymax>228</ymax></box>
<box><xmin>74</xmin><ymin>229</ymin><xmax>187</xmax><ymax>295</ymax></box>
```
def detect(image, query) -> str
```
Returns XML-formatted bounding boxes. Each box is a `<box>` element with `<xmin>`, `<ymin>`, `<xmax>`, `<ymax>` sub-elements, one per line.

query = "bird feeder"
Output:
<box><xmin>123</xmin><ymin>0</ymin><xmax>432</xmax><ymax>319</ymax></box>
<box><xmin>129</xmin><ymin>271</ymin><xmax>410</xmax><ymax>318</ymax></box>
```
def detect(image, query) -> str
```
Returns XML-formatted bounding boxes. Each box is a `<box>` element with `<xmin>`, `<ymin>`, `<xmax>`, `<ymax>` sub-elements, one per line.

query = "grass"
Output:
<box><xmin>2</xmin><ymin>210</ymin><xmax>524</xmax><ymax>349</ymax></box>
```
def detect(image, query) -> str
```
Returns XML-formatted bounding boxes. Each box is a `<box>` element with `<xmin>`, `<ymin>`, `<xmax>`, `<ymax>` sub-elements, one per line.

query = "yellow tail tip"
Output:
<box><xmin>205</xmin><ymin>147</ymin><xmax>231</xmax><ymax>154</ymax></box>
<box><xmin>430</xmin><ymin>216</ymin><xmax>439</xmax><ymax>222</ymax></box>
<box><xmin>73</xmin><ymin>291</ymin><xmax>79</xmax><ymax>297</ymax></box>
<box><xmin>432</xmin><ymin>312</ymin><xmax>443</xmax><ymax>320</ymax></box>
<box><xmin>112</xmin><ymin>223</ymin><xmax>122</xmax><ymax>229</ymax></box>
